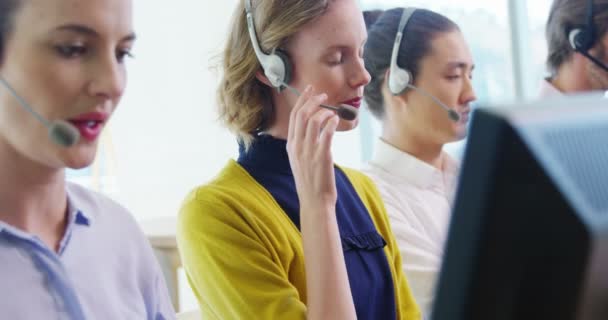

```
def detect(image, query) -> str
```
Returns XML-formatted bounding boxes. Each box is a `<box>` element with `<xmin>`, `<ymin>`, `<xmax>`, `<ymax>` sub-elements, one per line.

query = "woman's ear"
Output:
<box><xmin>255</xmin><ymin>70</ymin><xmax>274</xmax><ymax>87</ymax></box>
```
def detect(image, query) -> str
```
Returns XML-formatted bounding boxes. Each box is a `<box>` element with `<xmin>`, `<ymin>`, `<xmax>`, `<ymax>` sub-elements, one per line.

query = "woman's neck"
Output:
<box><xmin>263</xmin><ymin>91</ymin><xmax>294</xmax><ymax>139</ymax></box>
<box><xmin>381</xmin><ymin>121</ymin><xmax>444</xmax><ymax>170</ymax></box>
<box><xmin>0</xmin><ymin>137</ymin><xmax>68</xmax><ymax>251</ymax></box>
<box><xmin>551</xmin><ymin>62</ymin><xmax>592</xmax><ymax>93</ymax></box>
<box><xmin>264</xmin><ymin>122</ymin><xmax>289</xmax><ymax>139</ymax></box>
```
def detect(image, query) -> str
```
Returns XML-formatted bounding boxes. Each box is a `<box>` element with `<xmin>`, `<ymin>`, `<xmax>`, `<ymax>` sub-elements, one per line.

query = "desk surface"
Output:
<box><xmin>140</xmin><ymin>216</ymin><xmax>177</xmax><ymax>250</ymax></box>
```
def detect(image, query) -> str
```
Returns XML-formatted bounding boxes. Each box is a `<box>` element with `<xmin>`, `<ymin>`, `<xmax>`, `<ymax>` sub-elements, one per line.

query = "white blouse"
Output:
<box><xmin>363</xmin><ymin>139</ymin><xmax>459</xmax><ymax>315</ymax></box>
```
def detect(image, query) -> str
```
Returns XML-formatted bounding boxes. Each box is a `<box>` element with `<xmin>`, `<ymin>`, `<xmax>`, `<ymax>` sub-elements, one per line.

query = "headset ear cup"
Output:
<box><xmin>580</xmin><ymin>30</ymin><xmax>594</xmax><ymax>51</ymax></box>
<box><xmin>400</xmin><ymin>69</ymin><xmax>412</xmax><ymax>91</ymax></box>
<box><xmin>388</xmin><ymin>68</ymin><xmax>412</xmax><ymax>95</ymax></box>
<box><xmin>570</xmin><ymin>28</ymin><xmax>594</xmax><ymax>52</ymax></box>
<box><xmin>569</xmin><ymin>29</ymin><xmax>580</xmax><ymax>50</ymax></box>
<box><xmin>273</xmin><ymin>49</ymin><xmax>293</xmax><ymax>85</ymax></box>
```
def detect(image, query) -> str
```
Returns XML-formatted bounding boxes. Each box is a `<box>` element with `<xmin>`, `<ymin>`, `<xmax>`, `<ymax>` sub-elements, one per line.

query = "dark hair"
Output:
<box><xmin>363</xmin><ymin>8</ymin><xmax>458</xmax><ymax>119</ymax></box>
<box><xmin>0</xmin><ymin>0</ymin><xmax>20</xmax><ymax>62</ymax></box>
<box><xmin>363</xmin><ymin>9</ymin><xmax>384</xmax><ymax>30</ymax></box>
<box><xmin>546</xmin><ymin>0</ymin><xmax>608</xmax><ymax>76</ymax></box>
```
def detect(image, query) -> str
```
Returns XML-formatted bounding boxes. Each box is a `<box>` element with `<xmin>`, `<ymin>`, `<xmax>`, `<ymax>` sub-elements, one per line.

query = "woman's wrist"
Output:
<box><xmin>300</xmin><ymin>202</ymin><xmax>337</xmax><ymax>223</ymax></box>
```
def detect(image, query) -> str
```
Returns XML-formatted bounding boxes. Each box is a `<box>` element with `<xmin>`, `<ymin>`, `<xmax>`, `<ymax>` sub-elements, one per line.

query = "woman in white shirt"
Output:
<box><xmin>362</xmin><ymin>7</ymin><xmax>477</xmax><ymax>315</ymax></box>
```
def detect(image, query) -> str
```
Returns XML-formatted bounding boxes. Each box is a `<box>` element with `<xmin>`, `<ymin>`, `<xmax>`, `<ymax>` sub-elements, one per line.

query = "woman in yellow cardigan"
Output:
<box><xmin>177</xmin><ymin>0</ymin><xmax>421</xmax><ymax>319</ymax></box>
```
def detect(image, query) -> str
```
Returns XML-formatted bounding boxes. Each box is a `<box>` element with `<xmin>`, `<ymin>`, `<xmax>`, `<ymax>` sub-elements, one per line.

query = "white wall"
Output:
<box><xmin>111</xmin><ymin>1</ymin><xmax>239</xmax><ymax>219</ymax></box>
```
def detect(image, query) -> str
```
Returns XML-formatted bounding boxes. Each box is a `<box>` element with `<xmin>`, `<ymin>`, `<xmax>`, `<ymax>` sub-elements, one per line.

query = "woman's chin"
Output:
<box><xmin>450</xmin><ymin>126</ymin><xmax>468</xmax><ymax>142</ymax></box>
<box><xmin>59</xmin><ymin>147</ymin><xmax>98</xmax><ymax>170</ymax></box>
<box><xmin>64</xmin><ymin>157</ymin><xmax>95</xmax><ymax>170</ymax></box>
<box><xmin>337</xmin><ymin>117</ymin><xmax>359</xmax><ymax>132</ymax></box>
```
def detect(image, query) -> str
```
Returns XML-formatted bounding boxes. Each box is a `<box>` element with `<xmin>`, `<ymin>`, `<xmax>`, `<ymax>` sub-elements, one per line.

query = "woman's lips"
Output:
<box><xmin>68</xmin><ymin>120</ymin><xmax>104</xmax><ymax>142</ymax></box>
<box><xmin>341</xmin><ymin>97</ymin><xmax>362</xmax><ymax>108</ymax></box>
<box><xmin>67</xmin><ymin>111</ymin><xmax>109</xmax><ymax>142</ymax></box>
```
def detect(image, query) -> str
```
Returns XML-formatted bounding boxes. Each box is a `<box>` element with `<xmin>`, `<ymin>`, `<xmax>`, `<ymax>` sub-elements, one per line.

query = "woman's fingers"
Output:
<box><xmin>288</xmin><ymin>85</ymin><xmax>313</xmax><ymax>142</ymax></box>
<box><xmin>293</xmin><ymin>93</ymin><xmax>326</xmax><ymax>140</ymax></box>
<box><xmin>285</xmin><ymin>85</ymin><xmax>339</xmax><ymax>205</ymax></box>
<box><xmin>305</xmin><ymin>108</ymin><xmax>337</xmax><ymax>144</ymax></box>
<box><xmin>319</xmin><ymin>114</ymin><xmax>339</xmax><ymax>153</ymax></box>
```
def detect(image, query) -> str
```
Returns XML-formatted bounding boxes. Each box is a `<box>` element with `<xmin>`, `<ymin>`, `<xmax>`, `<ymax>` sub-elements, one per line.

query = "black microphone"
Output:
<box><xmin>406</xmin><ymin>84</ymin><xmax>461</xmax><ymax>122</ymax></box>
<box><xmin>279</xmin><ymin>81</ymin><xmax>359</xmax><ymax>121</ymax></box>
<box><xmin>0</xmin><ymin>76</ymin><xmax>80</xmax><ymax>147</ymax></box>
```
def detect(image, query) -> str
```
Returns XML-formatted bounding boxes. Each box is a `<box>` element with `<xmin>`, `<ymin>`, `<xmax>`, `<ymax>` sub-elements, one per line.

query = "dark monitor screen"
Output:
<box><xmin>431</xmin><ymin>94</ymin><xmax>608</xmax><ymax>320</ymax></box>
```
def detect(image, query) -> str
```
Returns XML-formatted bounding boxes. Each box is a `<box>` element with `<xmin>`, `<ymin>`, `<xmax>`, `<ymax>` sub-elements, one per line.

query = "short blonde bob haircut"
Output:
<box><xmin>217</xmin><ymin>0</ymin><xmax>332</xmax><ymax>146</ymax></box>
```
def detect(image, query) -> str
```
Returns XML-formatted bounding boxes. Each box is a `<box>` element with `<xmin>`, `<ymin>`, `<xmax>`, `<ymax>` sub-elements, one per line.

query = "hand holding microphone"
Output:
<box><xmin>286</xmin><ymin>85</ymin><xmax>339</xmax><ymax>208</ymax></box>
<box><xmin>0</xmin><ymin>76</ymin><xmax>80</xmax><ymax>147</ymax></box>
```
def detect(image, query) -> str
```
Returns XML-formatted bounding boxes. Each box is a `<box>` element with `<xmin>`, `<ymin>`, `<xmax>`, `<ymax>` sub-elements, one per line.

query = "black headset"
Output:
<box><xmin>568</xmin><ymin>0</ymin><xmax>608</xmax><ymax>72</ymax></box>
<box><xmin>569</xmin><ymin>0</ymin><xmax>597</xmax><ymax>52</ymax></box>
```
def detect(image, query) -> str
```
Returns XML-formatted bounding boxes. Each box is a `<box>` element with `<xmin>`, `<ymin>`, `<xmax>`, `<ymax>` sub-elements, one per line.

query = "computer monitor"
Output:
<box><xmin>431</xmin><ymin>94</ymin><xmax>608</xmax><ymax>320</ymax></box>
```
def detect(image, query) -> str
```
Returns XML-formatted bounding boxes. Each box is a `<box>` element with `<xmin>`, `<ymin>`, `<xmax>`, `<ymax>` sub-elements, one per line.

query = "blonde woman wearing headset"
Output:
<box><xmin>177</xmin><ymin>0</ymin><xmax>420</xmax><ymax>319</ymax></box>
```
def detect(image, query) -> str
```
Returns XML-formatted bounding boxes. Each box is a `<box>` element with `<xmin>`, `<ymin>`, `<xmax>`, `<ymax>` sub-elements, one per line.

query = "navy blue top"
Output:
<box><xmin>238</xmin><ymin>135</ymin><xmax>397</xmax><ymax>320</ymax></box>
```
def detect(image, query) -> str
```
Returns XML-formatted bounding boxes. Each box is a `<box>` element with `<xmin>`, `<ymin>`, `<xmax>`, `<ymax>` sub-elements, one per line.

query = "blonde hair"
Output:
<box><xmin>217</xmin><ymin>0</ymin><xmax>331</xmax><ymax>147</ymax></box>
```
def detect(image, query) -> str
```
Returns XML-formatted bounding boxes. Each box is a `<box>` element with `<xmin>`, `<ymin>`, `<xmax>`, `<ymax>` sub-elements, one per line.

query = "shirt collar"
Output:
<box><xmin>65</xmin><ymin>182</ymin><xmax>95</xmax><ymax>226</ymax></box>
<box><xmin>0</xmin><ymin>221</ymin><xmax>15</xmax><ymax>236</ymax></box>
<box><xmin>369</xmin><ymin>138</ymin><xmax>459</xmax><ymax>189</ymax></box>
<box><xmin>238</xmin><ymin>134</ymin><xmax>292</xmax><ymax>175</ymax></box>
<box><xmin>66</xmin><ymin>191</ymin><xmax>91</xmax><ymax>227</ymax></box>
<box><xmin>56</xmin><ymin>183</ymin><xmax>94</xmax><ymax>254</ymax></box>
<box><xmin>539</xmin><ymin>78</ymin><xmax>563</xmax><ymax>98</ymax></box>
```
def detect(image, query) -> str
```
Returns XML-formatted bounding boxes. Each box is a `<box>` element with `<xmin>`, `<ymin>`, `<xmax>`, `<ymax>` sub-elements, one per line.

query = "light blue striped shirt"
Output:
<box><xmin>0</xmin><ymin>182</ymin><xmax>175</xmax><ymax>319</ymax></box>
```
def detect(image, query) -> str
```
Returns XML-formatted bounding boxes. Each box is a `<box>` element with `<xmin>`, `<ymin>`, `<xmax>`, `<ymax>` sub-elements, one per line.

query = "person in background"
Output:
<box><xmin>362</xmin><ymin>7</ymin><xmax>476</xmax><ymax>315</ymax></box>
<box><xmin>0</xmin><ymin>0</ymin><xmax>175</xmax><ymax>318</ymax></box>
<box><xmin>177</xmin><ymin>0</ymin><xmax>420</xmax><ymax>319</ymax></box>
<box><xmin>542</xmin><ymin>0</ymin><xmax>608</xmax><ymax>97</ymax></box>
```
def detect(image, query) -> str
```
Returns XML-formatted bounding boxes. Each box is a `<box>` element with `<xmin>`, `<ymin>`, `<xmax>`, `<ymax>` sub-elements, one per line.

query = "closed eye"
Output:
<box><xmin>56</xmin><ymin>44</ymin><xmax>88</xmax><ymax>59</ymax></box>
<box><xmin>116</xmin><ymin>48</ymin><xmax>134</xmax><ymax>63</ymax></box>
<box><xmin>327</xmin><ymin>54</ymin><xmax>344</xmax><ymax>66</ymax></box>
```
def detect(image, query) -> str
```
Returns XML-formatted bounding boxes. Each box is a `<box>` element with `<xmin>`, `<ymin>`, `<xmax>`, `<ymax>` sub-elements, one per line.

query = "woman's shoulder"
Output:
<box><xmin>179</xmin><ymin>160</ymin><xmax>277</xmax><ymax>228</ymax></box>
<box><xmin>65</xmin><ymin>182</ymin><xmax>153</xmax><ymax>244</ymax></box>
<box><xmin>177</xmin><ymin>161</ymin><xmax>300</xmax><ymax>261</ymax></box>
<box><xmin>66</xmin><ymin>182</ymin><xmax>171</xmax><ymax>308</ymax></box>
<box><xmin>182</xmin><ymin>160</ymin><xmax>260</xmax><ymax>206</ymax></box>
<box><xmin>65</xmin><ymin>182</ymin><xmax>157</xmax><ymax>262</ymax></box>
<box><xmin>66</xmin><ymin>181</ymin><xmax>131</xmax><ymax>222</ymax></box>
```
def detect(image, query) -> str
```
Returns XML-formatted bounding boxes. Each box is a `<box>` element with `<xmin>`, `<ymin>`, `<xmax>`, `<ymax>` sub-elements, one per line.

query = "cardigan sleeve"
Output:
<box><xmin>176</xmin><ymin>187</ymin><xmax>307</xmax><ymax>320</ymax></box>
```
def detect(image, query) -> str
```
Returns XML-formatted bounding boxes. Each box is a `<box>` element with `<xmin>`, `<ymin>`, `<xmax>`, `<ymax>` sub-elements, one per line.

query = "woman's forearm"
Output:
<box><xmin>301</xmin><ymin>203</ymin><xmax>356</xmax><ymax>320</ymax></box>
